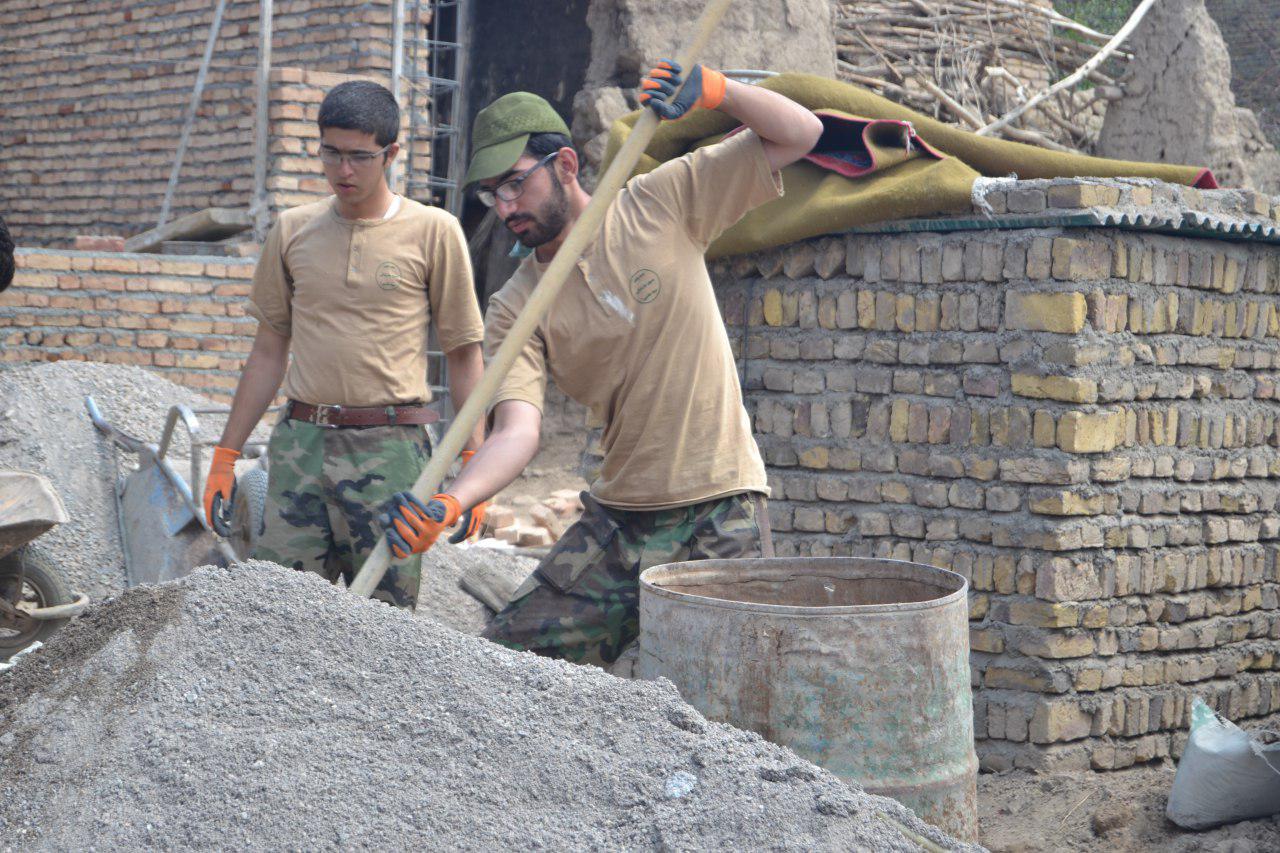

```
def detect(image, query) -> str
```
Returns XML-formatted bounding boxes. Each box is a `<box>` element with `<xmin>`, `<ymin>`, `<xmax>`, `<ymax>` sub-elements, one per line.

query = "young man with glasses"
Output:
<box><xmin>203</xmin><ymin>80</ymin><xmax>487</xmax><ymax>609</ymax></box>
<box><xmin>378</xmin><ymin>64</ymin><xmax>823</xmax><ymax>664</ymax></box>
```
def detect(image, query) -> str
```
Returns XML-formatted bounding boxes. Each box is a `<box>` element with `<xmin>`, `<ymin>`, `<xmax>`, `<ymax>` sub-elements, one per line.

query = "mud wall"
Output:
<box><xmin>711</xmin><ymin>177</ymin><xmax>1280</xmax><ymax>771</ymax></box>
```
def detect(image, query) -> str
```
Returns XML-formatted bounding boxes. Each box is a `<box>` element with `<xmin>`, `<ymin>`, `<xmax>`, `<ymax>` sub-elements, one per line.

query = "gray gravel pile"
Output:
<box><xmin>0</xmin><ymin>362</ymin><xmax>227</xmax><ymax>602</ymax></box>
<box><xmin>0</xmin><ymin>564</ymin><xmax>969</xmax><ymax>851</ymax></box>
<box><xmin>415</xmin><ymin>542</ymin><xmax>536</xmax><ymax>633</ymax></box>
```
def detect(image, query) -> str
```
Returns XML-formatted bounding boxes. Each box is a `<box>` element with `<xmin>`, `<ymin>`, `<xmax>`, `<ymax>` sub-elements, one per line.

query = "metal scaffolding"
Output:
<box><xmin>391</xmin><ymin>0</ymin><xmax>472</xmax><ymax>216</ymax></box>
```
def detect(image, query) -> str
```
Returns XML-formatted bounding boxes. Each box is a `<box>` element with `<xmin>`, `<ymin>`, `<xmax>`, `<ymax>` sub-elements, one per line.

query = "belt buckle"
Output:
<box><xmin>311</xmin><ymin>403</ymin><xmax>342</xmax><ymax>428</ymax></box>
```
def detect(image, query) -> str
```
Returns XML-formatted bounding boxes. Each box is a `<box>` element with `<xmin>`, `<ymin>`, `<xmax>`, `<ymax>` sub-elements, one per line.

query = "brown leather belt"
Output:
<box><xmin>286</xmin><ymin>400</ymin><xmax>440</xmax><ymax>428</ymax></box>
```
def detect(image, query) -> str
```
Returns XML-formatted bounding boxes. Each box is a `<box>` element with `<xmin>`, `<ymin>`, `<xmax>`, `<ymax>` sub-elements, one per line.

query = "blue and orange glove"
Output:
<box><xmin>449</xmin><ymin>450</ymin><xmax>487</xmax><ymax>544</ymax></box>
<box><xmin>640</xmin><ymin>61</ymin><xmax>726</xmax><ymax>121</ymax></box>
<box><xmin>203</xmin><ymin>445</ymin><xmax>240</xmax><ymax>536</ymax></box>
<box><xmin>379</xmin><ymin>492</ymin><xmax>462</xmax><ymax>559</ymax></box>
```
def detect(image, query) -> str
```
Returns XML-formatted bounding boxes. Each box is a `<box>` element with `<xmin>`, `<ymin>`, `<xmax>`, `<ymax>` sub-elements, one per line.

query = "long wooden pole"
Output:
<box><xmin>158</xmin><ymin>0</ymin><xmax>229</xmax><ymax>228</ymax></box>
<box><xmin>251</xmin><ymin>0</ymin><xmax>273</xmax><ymax>242</ymax></box>
<box><xmin>349</xmin><ymin>0</ymin><xmax>736</xmax><ymax>599</ymax></box>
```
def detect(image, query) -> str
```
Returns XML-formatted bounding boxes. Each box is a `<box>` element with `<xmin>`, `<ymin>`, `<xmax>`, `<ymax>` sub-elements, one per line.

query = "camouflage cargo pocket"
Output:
<box><xmin>533</xmin><ymin>493</ymin><xmax>619</xmax><ymax>594</ymax></box>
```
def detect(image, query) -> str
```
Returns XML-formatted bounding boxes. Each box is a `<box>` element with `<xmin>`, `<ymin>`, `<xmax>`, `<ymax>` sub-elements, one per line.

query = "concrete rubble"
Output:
<box><xmin>0</xmin><ymin>563</ymin><xmax>971</xmax><ymax>851</ymax></box>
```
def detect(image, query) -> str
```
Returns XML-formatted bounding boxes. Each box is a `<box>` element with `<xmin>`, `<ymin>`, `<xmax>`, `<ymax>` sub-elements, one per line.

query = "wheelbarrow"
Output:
<box><xmin>85</xmin><ymin>396</ymin><xmax>269</xmax><ymax>585</ymax></box>
<box><xmin>0</xmin><ymin>471</ymin><xmax>90</xmax><ymax>660</ymax></box>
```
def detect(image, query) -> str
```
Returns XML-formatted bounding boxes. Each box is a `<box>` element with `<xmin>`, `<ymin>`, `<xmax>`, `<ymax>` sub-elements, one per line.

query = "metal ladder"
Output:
<box><xmin>392</xmin><ymin>0</ymin><xmax>471</xmax><ymax>216</ymax></box>
<box><xmin>390</xmin><ymin>0</ymin><xmax>472</xmax><ymax>425</ymax></box>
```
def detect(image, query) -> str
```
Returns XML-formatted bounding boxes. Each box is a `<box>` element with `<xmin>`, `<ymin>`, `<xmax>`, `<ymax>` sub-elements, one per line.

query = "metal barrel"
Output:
<box><xmin>638</xmin><ymin>557</ymin><xmax>977</xmax><ymax>841</ymax></box>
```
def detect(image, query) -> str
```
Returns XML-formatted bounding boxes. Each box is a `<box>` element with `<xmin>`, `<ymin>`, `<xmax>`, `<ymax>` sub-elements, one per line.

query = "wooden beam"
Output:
<box><xmin>252</xmin><ymin>0</ymin><xmax>274</xmax><ymax>243</ymax></box>
<box><xmin>158</xmin><ymin>0</ymin><xmax>230</xmax><ymax>228</ymax></box>
<box><xmin>125</xmin><ymin>208</ymin><xmax>252</xmax><ymax>254</ymax></box>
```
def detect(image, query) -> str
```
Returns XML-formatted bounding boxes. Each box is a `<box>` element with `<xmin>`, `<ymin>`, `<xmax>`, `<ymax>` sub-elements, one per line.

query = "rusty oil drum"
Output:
<box><xmin>638</xmin><ymin>557</ymin><xmax>977</xmax><ymax>841</ymax></box>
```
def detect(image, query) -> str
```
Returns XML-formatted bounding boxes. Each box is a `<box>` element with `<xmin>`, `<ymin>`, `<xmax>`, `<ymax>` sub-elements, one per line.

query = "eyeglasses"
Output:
<box><xmin>318</xmin><ymin>143</ymin><xmax>392</xmax><ymax>167</ymax></box>
<box><xmin>476</xmin><ymin>152</ymin><xmax>558</xmax><ymax>208</ymax></box>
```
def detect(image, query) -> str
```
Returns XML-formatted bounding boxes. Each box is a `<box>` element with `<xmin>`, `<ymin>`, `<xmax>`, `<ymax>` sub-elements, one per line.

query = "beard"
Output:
<box><xmin>506</xmin><ymin>172</ymin><xmax>569</xmax><ymax>249</ymax></box>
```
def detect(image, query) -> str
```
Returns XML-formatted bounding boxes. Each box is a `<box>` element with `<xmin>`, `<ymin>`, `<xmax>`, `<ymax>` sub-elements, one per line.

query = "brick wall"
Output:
<box><xmin>0</xmin><ymin>245</ymin><xmax>594</xmax><ymax>423</ymax></box>
<box><xmin>0</xmin><ymin>0</ymin><xmax>424</xmax><ymax>247</ymax></box>
<box><xmin>711</xmin><ymin>178</ymin><xmax>1280</xmax><ymax>772</ymax></box>
<box><xmin>1</xmin><ymin>249</ymin><xmax>257</xmax><ymax>399</ymax></box>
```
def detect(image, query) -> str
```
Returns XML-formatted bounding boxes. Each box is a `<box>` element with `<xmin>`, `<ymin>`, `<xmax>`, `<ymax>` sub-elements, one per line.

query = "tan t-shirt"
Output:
<box><xmin>485</xmin><ymin>129</ymin><xmax>783</xmax><ymax>510</ymax></box>
<box><xmin>249</xmin><ymin>196</ymin><xmax>483</xmax><ymax>407</ymax></box>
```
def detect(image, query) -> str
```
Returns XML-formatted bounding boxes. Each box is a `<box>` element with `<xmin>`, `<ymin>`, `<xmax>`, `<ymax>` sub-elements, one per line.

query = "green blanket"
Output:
<box><xmin>601</xmin><ymin>73</ymin><xmax>1214</xmax><ymax>259</ymax></box>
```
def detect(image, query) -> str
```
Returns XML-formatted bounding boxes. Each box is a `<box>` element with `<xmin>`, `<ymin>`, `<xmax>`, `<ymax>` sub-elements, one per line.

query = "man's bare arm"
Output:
<box><xmin>446</xmin><ymin>400</ymin><xmax>541</xmax><ymax>511</ymax></box>
<box><xmin>216</xmin><ymin>323</ymin><xmax>290</xmax><ymax>451</ymax></box>
<box><xmin>443</xmin><ymin>342</ymin><xmax>485</xmax><ymax>452</ymax></box>
<box><xmin>717</xmin><ymin>79</ymin><xmax>824</xmax><ymax>172</ymax></box>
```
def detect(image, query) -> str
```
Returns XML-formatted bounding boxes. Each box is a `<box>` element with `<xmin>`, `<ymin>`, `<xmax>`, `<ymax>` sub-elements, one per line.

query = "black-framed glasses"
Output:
<box><xmin>476</xmin><ymin>152</ymin><xmax>558</xmax><ymax>208</ymax></box>
<box><xmin>318</xmin><ymin>143</ymin><xmax>392</xmax><ymax>167</ymax></box>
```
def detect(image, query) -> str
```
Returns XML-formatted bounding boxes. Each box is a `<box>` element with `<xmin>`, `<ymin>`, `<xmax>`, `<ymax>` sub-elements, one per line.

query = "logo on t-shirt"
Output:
<box><xmin>629</xmin><ymin>268</ymin><xmax>661</xmax><ymax>304</ymax></box>
<box><xmin>376</xmin><ymin>261</ymin><xmax>402</xmax><ymax>290</ymax></box>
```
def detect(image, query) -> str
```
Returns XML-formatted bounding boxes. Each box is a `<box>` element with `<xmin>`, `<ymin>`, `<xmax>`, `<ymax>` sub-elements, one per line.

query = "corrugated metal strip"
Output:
<box><xmin>843</xmin><ymin>210</ymin><xmax>1280</xmax><ymax>245</ymax></box>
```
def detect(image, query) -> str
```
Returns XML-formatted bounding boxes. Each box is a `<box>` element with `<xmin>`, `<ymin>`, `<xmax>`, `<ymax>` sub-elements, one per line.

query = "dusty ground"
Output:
<box><xmin>485</xmin><ymin>428</ymin><xmax>589</xmax><ymax>541</ymax></box>
<box><xmin>979</xmin><ymin>764</ymin><xmax>1280</xmax><ymax>852</ymax></box>
<box><xmin>493</xmin><ymin>427</ymin><xmax>588</xmax><ymax>504</ymax></box>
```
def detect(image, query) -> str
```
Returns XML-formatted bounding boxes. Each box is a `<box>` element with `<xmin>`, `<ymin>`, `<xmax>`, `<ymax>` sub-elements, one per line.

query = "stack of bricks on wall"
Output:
<box><xmin>708</xmin><ymin>177</ymin><xmax>1280</xmax><ymax>772</ymax></box>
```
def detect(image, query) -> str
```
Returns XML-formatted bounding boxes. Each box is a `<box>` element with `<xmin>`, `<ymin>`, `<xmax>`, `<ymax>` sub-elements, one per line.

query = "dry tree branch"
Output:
<box><xmin>977</xmin><ymin>0</ymin><xmax>1156</xmax><ymax>136</ymax></box>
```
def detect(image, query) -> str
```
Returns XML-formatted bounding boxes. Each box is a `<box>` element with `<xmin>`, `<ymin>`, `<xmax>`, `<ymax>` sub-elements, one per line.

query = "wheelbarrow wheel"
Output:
<box><xmin>230</xmin><ymin>462</ymin><xmax>268</xmax><ymax>560</ymax></box>
<box><xmin>0</xmin><ymin>547</ymin><xmax>72</xmax><ymax>661</ymax></box>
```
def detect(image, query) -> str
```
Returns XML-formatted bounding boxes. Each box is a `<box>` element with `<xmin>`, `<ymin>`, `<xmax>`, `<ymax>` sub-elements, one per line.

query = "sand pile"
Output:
<box><xmin>415</xmin><ymin>542</ymin><xmax>535</xmax><ymax>633</ymax></box>
<box><xmin>0</xmin><ymin>564</ymin><xmax>970</xmax><ymax>850</ymax></box>
<box><xmin>0</xmin><ymin>362</ymin><xmax>227</xmax><ymax>602</ymax></box>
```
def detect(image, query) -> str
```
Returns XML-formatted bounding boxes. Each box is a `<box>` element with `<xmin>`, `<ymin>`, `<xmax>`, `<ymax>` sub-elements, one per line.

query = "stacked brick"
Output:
<box><xmin>0</xmin><ymin>249</ymin><xmax>256</xmax><ymax>400</ymax></box>
<box><xmin>710</xmin><ymin>178</ymin><xmax>1280</xmax><ymax>772</ymax></box>
<box><xmin>0</xmin><ymin>0</ymin><xmax>425</xmax><ymax>247</ymax></box>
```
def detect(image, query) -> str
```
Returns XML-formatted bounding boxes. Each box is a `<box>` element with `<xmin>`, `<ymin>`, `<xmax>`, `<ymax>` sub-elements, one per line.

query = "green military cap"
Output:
<box><xmin>463</xmin><ymin>92</ymin><xmax>571</xmax><ymax>188</ymax></box>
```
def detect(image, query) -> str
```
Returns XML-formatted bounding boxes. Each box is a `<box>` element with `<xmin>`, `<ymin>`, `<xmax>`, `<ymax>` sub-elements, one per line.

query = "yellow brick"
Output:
<box><xmin>857</xmin><ymin>290</ymin><xmax>875</xmax><ymax>329</ymax></box>
<box><xmin>1047</xmin><ymin>183</ymin><xmax>1122</xmax><ymax>208</ymax></box>
<box><xmin>1012</xmin><ymin>374</ymin><xmax>1098</xmax><ymax>403</ymax></box>
<box><xmin>1033</xmin><ymin>410</ymin><xmax>1056</xmax><ymax>447</ymax></box>
<box><xmin>1074</xmin><ymin>669</ymin><xmax>1104</xmax><ymax>691</ymax></box>
<box><xmin>781</xmin><ymin>293</ymin><xmax>799</xmax><ymax>325</ymax></box>
<box><xmin>1082</xmin><ymin>605</ymin><xmax>1109</xmax><ymax>629</ymax></box>
<box><xmin>969</xmin><ymin>628</ymin><xmax>1005</xmax><ymax>653</ymax></box>
<box><xmin>890</xmin><ymin>399</ymin><xmax>909</xmax><ymax>442</ymax></box>
<box><xmin>1223</xmin><ymin>258</ymin><xmax>1240</xmax><ymax>294</ymax></box>
<box><xmin>1004</xmin><ymin>292</ymin><xmax>1087</xmax><ymax>333</ymax></box>
<box><xmin>1007</xmin><ymin>600</ymin><xmax>1079</xmax><ymax>628</ymax></box>
<box><xmin>799</xmin><ymin>447</ymin><xmax>829</xmax><ymax>469</ymax></box>
<box><xmin>762</xmin><ymin>289</ymin><xmax>783</xmax><ymax>326</ymax></box>
<box><xmin>1057</xmin><ymin>410</ymin><xmax>1122</xmax><ymax>453</ymax></box>
<box><xmin>1030</xmin><ymin>491</ymin><xmax>1104</xmax><ymax>516</ymax></box>
<box><xmin>1021</xmin><ymin>632</ymin><xmax>1096</xmax><ymax>660</ymax></box>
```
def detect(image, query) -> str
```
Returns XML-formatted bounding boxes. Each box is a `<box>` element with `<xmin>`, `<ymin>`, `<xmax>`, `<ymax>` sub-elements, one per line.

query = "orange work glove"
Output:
<box><xmin>640</xmin><ymin>61</ymin><xmax>726</xmax><ymax>120</ymax></box>
<box><xmin>379</xmin><ymin>492</ymin><xmax>461</xmax><ymax>559</ymax></box>
<box><xmin>449</xmin><ymin>450</ymin><xmax>487</xmax><ymax>543</ymax></box>
<box><xmin>203</xmin><ymin>445</ymin><xmax>240</xmax><ymax>535</ymax></box>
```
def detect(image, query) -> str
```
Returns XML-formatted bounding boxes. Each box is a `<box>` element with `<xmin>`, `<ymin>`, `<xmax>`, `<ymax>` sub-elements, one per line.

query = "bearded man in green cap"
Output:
<box><xmin>379</xmin><ymin>63</ymin><xmax>823</xmax><ymax>666</ymax></box>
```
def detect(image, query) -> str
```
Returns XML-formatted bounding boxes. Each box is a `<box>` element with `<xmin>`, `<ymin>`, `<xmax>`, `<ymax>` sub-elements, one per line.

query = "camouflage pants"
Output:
<box><xmin>482</xmin><ymin>491</ymin><xmax>765</xmax><ymax>666</ymax></box>
<box><xmin>254</xmin><ymin>417</ymin><xmax>431</xmax><ymax>609</ymax></box>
